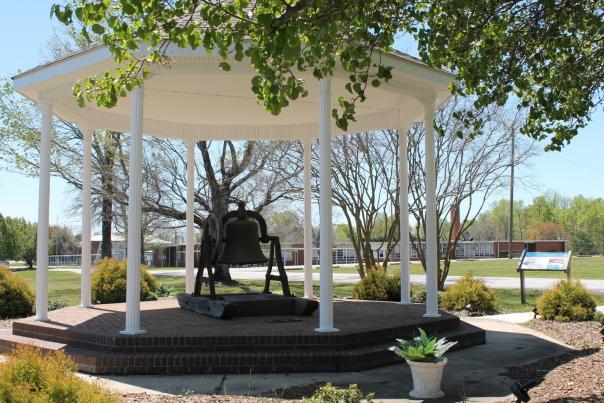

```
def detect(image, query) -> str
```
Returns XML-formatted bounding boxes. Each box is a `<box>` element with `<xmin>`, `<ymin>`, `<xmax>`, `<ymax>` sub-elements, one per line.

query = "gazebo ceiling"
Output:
<box><xmin>13</xmin><ymin>43</ymin><xmax>454</xmax><ymax>140</ymax></box>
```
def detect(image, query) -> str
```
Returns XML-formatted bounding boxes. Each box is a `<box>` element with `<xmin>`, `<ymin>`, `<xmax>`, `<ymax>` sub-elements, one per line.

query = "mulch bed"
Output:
<box><xmin>501</xmin><ymin>319</ymin><xmax>604</xmax><ymax>402</ymax></box>
<box><xmin>524</xmin><ymin>319</ymin><xmax>603</xmax><ymax>349</ymax></box>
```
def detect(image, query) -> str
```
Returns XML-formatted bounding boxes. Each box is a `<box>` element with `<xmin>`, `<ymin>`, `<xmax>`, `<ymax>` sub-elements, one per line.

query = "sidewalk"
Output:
<box><xmin>147</xmin><ymin>267</ymin><xmax>604</xmax><ymax>292</ymax></box>
<box><xmin>78</xmin><ymin>315</ymin><xmax>574</xmax><ymax>402</ymax></box>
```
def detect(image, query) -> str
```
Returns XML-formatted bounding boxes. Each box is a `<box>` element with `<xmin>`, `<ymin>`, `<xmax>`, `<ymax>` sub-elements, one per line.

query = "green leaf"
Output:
<box><xmin>218</xmin><ymin>61</ymin><xmax>231</xmax><ymax>72</ymax></box>
<box><xmin>91</xmin><ymin>23</ymin><xmax>105</xmax><ymax>35</ymax></box>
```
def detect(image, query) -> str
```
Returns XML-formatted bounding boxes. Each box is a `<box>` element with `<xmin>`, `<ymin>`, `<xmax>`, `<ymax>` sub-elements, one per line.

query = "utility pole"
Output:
<box><xmin>508</xmin><ymin>130</ymin><xmax>515</xmax><ymax>259</ymax></box>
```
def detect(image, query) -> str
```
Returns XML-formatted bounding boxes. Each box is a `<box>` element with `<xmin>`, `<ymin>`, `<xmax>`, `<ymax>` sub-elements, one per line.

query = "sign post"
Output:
<box><xmin>516</xmin><ymin>250</ymin><xmax>572</xmax><ymax>305</ymax></box>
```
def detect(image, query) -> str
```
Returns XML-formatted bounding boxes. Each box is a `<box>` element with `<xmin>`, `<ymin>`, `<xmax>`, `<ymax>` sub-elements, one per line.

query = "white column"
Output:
<box><xmin>185</xmin><ymin>140</ymin><xmax>196</xmax><ymax>294</ymax></box>
<box><xmin>303</xmin><ymin>138</ymin><xmax>314</xmax><ymax>299</ymax></box>
<box><xmin>35</xmin><ymin>101</ymin><xmax>52</xmax><ymax>321</ymax></box>
<box><xmin>399</xmin><ymin>126</ymin><xmax>410</xmax><ymax>304</ymax></box>
<box><xmin>80</xmin><ymin>127</ymin><xmax>93</xmax><ymax>308</ymax></box>
<box><xmin>122</xmin><ymin>86</ymin><xmax>146</xmax><ymax>335</ymax></box>
<box><xmin>423</xmin><ymin>97</ymin><xmax>440</xmax><ymax>317</ymax></box>
<box><xmin>315</xmin><ymin>78</ymin><xmax>338</xmax><ymax>333</ymax></box>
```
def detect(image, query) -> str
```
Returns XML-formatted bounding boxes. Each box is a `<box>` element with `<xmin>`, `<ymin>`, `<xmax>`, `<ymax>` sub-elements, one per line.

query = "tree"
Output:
<box><xmin>318</xmin><ymin>131</ymin><xmax>399</xmax><ymax>277</ymax></box>
<box><xmin>525</xmin><ymin>221</ymin><xmax>566</xmax><ymax>240</ymax></box>
<box><xmin>1</xmin><ymin>74</ymin><xmax>303</xmax><ymax>275</ymax></box>
<box><xmin>48</xmin><ymin>225</ymin><xmax>79</xmax><ymax>256</ymax></box>
<box><xmin>138</xmin><ymin>138</ymin><xmax>304</xmax><ymax>280</ymax></box>
<box><xmin>472</xmin><ymin>193</ymin><xmax>604</xmax><ymax>255</ymax></box>
<box><xmin>407</xmin><ymin>98</ymin><xmax>537</xmax><ymax>290</ymax></box>
<box><xmin>469</xmin><ymin>199</ymin><xmax>528</xmax><ymax>241</ymax></box>
<box><xmin>53</xmin><ymin>0</ymin><xmax>604</xmax><ymax>150</ymax></box>
<box><xmin>334</xmin><ymin>224</ymin><xmax>352</xmax><ymax>242</ymax></box>
<box><xmin>0</xmin><ymin>215</ymin><xmax>37</xmax><ymax>268</ymax></box>
<box><xmin>266</xmin><ymin>210</ymin><xmax>304</xmax><ymax>243</ymax></box>
<box><xmin>0</xmin><ymin>81</ymin><xmax>125</xmax><ymax>258</ymax></box>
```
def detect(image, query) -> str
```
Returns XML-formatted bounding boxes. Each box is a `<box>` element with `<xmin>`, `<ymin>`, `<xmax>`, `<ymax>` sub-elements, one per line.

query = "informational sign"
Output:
<box><xmin>520</xmin><ymin>252</ymin><xmax>571</xmax><ymax>271</ymax></box>
<box><xmin>517</xmin><ymin>250</ymin><xmax>572</xmax><ymax>304</ymax></box>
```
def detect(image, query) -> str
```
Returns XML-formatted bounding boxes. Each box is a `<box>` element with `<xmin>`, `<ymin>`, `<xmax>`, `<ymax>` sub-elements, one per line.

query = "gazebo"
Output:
<box><xmin>13</xmin><ymin>43</ymin><xmax>452</xmax><ymax>336</ymax></box>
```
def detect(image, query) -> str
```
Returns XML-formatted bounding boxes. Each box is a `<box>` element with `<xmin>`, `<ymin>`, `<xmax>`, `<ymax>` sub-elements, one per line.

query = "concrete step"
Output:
<box><xmin>12</xmin><ymin>315</ymin><xmax>461</xmax><ymax>353</ymax></box>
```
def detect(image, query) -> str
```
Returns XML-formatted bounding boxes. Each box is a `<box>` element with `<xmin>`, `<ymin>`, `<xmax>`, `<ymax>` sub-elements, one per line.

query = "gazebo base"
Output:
<box><xmin>176</xmin><ymin>292</ymin><xmax>319</xmax><ymax>319</ymax></box>
<box><xmin>0</xmin><ymin>299</ymin><xmax>485</xmax><ymax>374</ymax></box>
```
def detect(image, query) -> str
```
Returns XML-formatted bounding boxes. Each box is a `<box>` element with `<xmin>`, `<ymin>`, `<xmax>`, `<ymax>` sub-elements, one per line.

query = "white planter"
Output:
<box><xmin>406</xmin><ymin>358</ymin><xmax>448</xmax><ymax>399</ymax></box>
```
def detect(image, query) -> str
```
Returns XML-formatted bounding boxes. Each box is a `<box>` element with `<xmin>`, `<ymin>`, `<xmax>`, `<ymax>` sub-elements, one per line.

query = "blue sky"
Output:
<box><xmin>0</xmin><ymin>1</ymin><xmax>602</xmax><ymax>228</ymax></box>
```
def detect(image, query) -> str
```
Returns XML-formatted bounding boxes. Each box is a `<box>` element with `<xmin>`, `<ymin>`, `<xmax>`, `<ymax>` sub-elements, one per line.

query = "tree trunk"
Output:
<box><xmin>100</xmin><ymin>192</ymin><xmax>113</xmax><ymax>258</ymax></box>
<box><xmin>361</xmin><ymin>240</ymin><xmax>375</xmax><ymax>270</ymax></box>
<box><xmin>211</xmin><ymin>192</ymin><xmax>232</xmax><ymax>282</ymax></box>
<box><xmin>100</xmin><ymin>135</ymin><xmax>116</xmax><ymax>259</ymax></box>
<box><xmin>141</xmin><ymin>230</ymin><xmax>145</xmax><ymax>265</ymax></box>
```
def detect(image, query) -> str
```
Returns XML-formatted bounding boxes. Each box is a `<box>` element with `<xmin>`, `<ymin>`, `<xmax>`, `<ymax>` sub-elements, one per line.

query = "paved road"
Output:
<box><xmin>147</xmin><ymin>267</ymin><xmax>604</xmax><ymax>292</ymax></box>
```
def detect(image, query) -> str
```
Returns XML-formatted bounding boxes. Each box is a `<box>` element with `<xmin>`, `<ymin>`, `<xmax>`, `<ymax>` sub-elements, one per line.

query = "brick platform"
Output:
<box><xmin>0</xmin><ymin>299</ymin><xmax>485</xmax><ymax>374</ymax></box>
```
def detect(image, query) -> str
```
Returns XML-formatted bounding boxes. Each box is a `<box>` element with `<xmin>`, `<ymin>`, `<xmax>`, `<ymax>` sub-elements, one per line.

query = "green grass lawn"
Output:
<box><xmin>14</xmin><ymin>270</ymin><xmax>81</xmax><ymax>306</ymax></box>
<box><xmin>13</xmin><ymin>270</ymin><xmax>603</xmax><ymax>315</ymax></box>
<box><xmin>308</xmin><ymin>256</ymin><xmax>604</xmax><ymax>280</ymax></box>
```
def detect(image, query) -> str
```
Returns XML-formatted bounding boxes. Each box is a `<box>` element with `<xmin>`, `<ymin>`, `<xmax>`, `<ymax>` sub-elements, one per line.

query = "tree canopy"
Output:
<box><xmin>469</xmin><ymin>192</ymin><xmax>604</xmax><ymax>255</ymax></box>
<box><xmin>51</xmin><ymin>0</ymin><xmax>604</xmax><ymax>150</ymax></box>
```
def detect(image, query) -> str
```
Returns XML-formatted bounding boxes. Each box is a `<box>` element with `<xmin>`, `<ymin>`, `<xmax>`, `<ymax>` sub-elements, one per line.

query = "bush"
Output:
<box><xmin>48</xmin><ymin>300</ymin><xmax>69</xmax><ymax>311</ymax></box>
<box><xmin>302</xmin><ymin>383</ymin><xmax>373</xmax><ymax>403</ymax></box>
<box><xmin>536</xmin><ymin>280</ymin><xmax>596</xmax><ymax>322</ymax></box>
<box><xmin>0</xmin><ymin>345</ymin><xmax>116</xmax><ymax>402</ymax></box>
<box><xmin>0</xmin><ymin>265</ymin><xmax>34</xmax><ymax>319</ymax></box>
<box><xmin>353</xmin><ymin>269</ymin><xmax>438</xmax><ymax>304</ymax></box>
<box><xmin>91</xmin><ymin>258</ymin><xmax>159</xmax><ymax>304</ymax></box>
<box><xmin>352</xmin><ymin>268</ymin><xmax>400</xmax><ymax>301</ymax></box>
<box><xmin>410</xmin><ymin>285</ymin><xmax>442</xmax><ymax>304</ymax></box>
<box><xmin>595</xmin><ymin>311</ymin><xmax>604</xmax><ymax>326</ymax></box>
<box><xmin>152</xmin><ymin>282</ymin><xmax>175</xmax><ymax>298</ymax></box>
<box><xmin>441</xmin><ymin>272</ymin><xmax>496</xmax><ymax>314</ymax></box>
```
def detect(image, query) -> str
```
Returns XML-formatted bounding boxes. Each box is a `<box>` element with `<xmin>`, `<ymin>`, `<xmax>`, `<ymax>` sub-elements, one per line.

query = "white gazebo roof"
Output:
<box><xmin>13</xmin><ymin>43</ymin><xmax>454</xmax><ymax>140</ymax></box>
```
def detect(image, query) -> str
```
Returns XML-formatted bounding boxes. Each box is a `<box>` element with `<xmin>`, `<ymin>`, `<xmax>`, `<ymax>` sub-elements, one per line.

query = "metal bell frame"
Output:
<box><xmin>193</xmin><ymin>202</ymin><xmax>292</xmax><ymax>298</ymax></box>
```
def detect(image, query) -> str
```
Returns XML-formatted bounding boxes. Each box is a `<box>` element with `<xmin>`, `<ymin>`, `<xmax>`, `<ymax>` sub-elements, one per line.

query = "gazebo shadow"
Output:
<box><xmin>95</xmin><ymin>328</ymin><xmax>579</xmax><ymax>402</ymax></box>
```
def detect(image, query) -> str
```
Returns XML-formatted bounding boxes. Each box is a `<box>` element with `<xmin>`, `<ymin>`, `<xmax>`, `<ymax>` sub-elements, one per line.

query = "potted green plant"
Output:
<box><xmin>389</xmin><ymin>328</ymin><xmax>457</xmax><ymax>398</ymax></box>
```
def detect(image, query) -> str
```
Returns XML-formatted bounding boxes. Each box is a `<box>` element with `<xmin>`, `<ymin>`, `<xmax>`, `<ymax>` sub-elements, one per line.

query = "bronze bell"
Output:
<box><xmin>217</xmin><ymin>214</ymin><xmax>268</xmax><ymax>265</ymax></box>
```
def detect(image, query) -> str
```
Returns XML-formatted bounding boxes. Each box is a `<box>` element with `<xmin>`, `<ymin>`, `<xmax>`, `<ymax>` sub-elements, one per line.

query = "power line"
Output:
<box><xmin>553</xmin><ymin>155</ymin><xmax>604</xmax><ymax>174</ymax></box>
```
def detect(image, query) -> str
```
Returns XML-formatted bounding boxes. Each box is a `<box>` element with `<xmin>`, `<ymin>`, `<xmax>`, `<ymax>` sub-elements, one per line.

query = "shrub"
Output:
<box><xmin>409</xmin><ymin>285</ymin><xmax>442</xmax><ymax>304</ymax></box>
<box><xmin>0</xmin><ymin>345</ymin><xmax>116</xmax><ymax>402</ymax></box>
<box><xmin>0</xmin><ymin>265</ymin><xmax>34</xmax><ymax>319</ymax></box>
<box><xmin>48</xmin><ymin>300</ymin><xmax>69</xmax><ymax>311</ymax></box>
<box><xmin>352</xmin><ymin>268</ymin><xmax>400</xmax><ymax>301</ymax></box>
<box><xmin>302</xmin><ymin>383</ymin><xmax>373</xmax><ymax>403</ymax></box>
<box><xmin>536</xmin><ymin>280</ymin><xmax>596</xmax><ymax>322</ymax></box>
<box><xmin>594</xmin><ymin>311</ymin><xmax>604</xmax><ymax>325</ymax></box>
<box><xmin>441</xmin><ymin>272</ymin><xmax>496</xmax><ymax>314</ymax></box>
<box><xmin>152</xmin><ymin>282</ymin><xmax>175</xmax><ymax>298</ymax></box>
<box><xmin>353</xmin><ymin>269</ymin><xmax>439</xmax><ymax>304</ymax></box>
<box><xmin>91</xmin><ymin>258</ymin><xmax>159</xmax><ymax>304</ymax></box>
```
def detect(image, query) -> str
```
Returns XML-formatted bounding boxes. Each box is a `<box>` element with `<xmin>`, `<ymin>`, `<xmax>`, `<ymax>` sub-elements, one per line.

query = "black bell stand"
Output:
<box><xmin>177</xmin><ymin>292</ymin><xmax>318</xmax><ymax>319</ymax></box>
<box><xmin>180</xmin><ymin>202</ymin><xmax>318</xmax><ymax>319</ymax></box>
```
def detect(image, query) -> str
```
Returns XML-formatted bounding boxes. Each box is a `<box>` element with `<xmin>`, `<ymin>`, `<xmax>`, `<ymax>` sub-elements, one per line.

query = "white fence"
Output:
<box><xmin>48</xmin><ymin>253</ymin><xmax>126</xmax><ymax>267</ymax></box>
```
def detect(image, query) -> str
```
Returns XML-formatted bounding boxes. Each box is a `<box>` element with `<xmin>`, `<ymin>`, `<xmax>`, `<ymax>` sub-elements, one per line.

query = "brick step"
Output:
<box><xmin>0</xmin><ymin>322</ymin><xmax>485</xmax><ymax>375</ymax></box>
<box><xmin>12</xmin><ymin>316</ymin><xmax>461</xmax><ymax>353</ymax></box>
